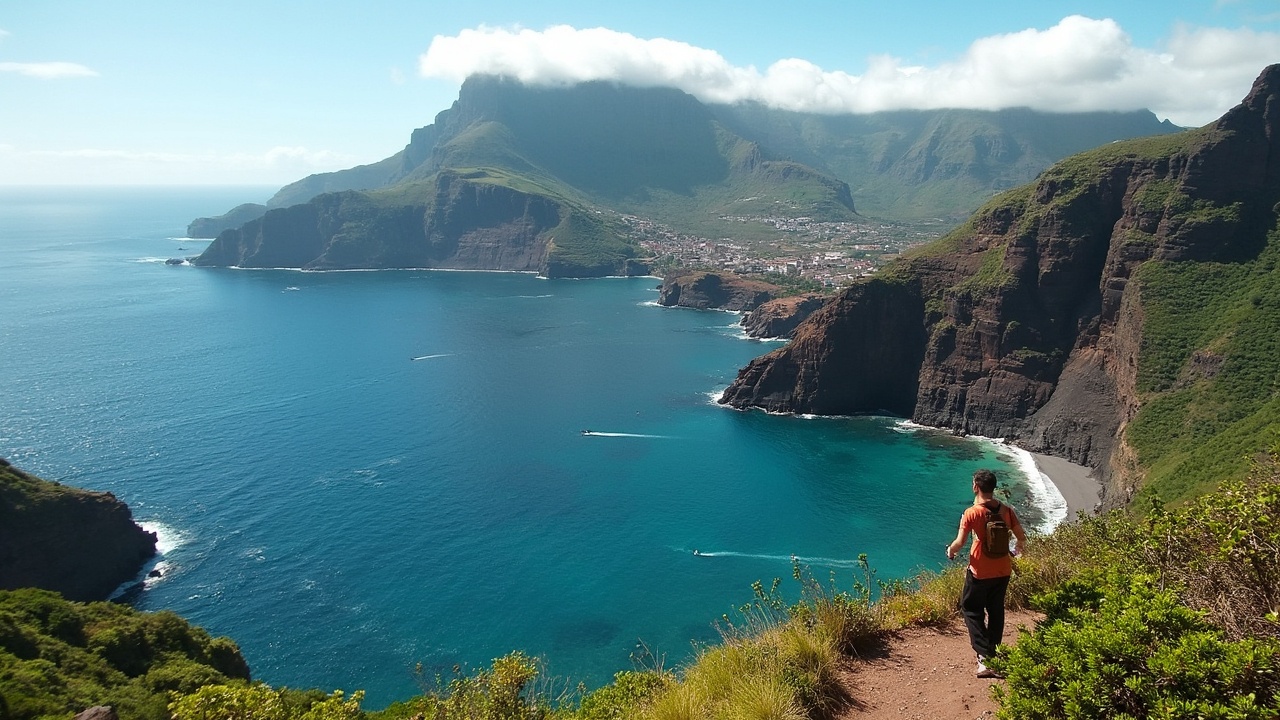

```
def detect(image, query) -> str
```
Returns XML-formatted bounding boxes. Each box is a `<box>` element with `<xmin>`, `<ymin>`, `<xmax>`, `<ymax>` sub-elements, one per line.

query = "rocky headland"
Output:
<box><xmin>193</xmin><ymin>170</ymin><xmax>649</xmax><ymax>278</ymax></box>
<box><xmin>721</xmin><ymin>65</ymin><xmax>1280</xmax><ymax>506</ymax></box>
<box><xmin>0</xmin><ymin>458</ymin><xmax>156</xmax><ymax>601</ymax></box>
<box><xmin>658</xmin><ymin>272</ymin><xmax>829</xmax><ymax>339</ymax></box>
<box><xmin>657</xmin><ymin>271</ymin><xmax>781</xmax><ymax>311</ymax></box>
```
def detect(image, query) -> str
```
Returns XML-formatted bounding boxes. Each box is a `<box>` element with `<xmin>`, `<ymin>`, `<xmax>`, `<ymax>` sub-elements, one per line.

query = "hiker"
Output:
<box><xmin>946</xmin><ymin>468</ymin><xmax>1027</xmax><ymax>678</ymax></box>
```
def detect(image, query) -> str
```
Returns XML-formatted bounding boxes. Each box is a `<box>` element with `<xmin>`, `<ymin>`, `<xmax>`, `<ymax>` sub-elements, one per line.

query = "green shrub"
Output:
<box><xmin>574</xmin><ymin>670</ymin><xmax>670</xmax><ymax>720</ymax></box>
<box><xmin>0</xmin><ymin>588</ymin><xmax>249</xmax><ymax>720</ymax></box>
<box><xmin>169</xmin><ymin>683</ymin><xmax>365</xmax><ymax>720</ymax></box>
<box><xmin>992</xmin><ymin>573</ymin><xmax>1280</xmax><ymax>719</ymax></box>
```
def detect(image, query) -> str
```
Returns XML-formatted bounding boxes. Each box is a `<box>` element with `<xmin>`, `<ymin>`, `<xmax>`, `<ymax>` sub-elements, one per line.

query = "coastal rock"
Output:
<box><xmin>740</xmin><ymin>293</ymin><xmax>828</xmax><ymax>338</ymax></box>
<box><xmin>0</xmin><ymin>461</ymin><xmax>156</xmax><ymax>601</ymax></box>
<box><xmin>658</xmin><ymin>271</ymin><xmax>780</xmax><ymax>311</ymax></box>
<box><xmin>721</xmin><ymin>64</ymin><xmax>1280</xmax><ymax>503</ymax></box>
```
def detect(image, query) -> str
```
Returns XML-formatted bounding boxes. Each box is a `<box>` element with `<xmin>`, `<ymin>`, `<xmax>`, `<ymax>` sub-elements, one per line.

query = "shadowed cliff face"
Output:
<box><xmin>0</xmin><ymin>460</ymin><xmax>156</xmax><ymax>601</ymax></box>
<box><xmin>721</xmin><ymin>65</ymin><xmax>1280</xmax><ymax>499</ymax></box>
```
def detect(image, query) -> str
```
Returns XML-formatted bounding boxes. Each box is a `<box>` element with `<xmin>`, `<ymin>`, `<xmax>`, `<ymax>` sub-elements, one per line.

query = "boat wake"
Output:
<box><xmin>682</xmin><ymin>548</ymin><xmax>862</xmax><ymax>568</ymax></box>
<box><xmin>580</xmin><ymin>431</ymin><xmax>673</xmax><ymax>438</ymax></box>
<box><xmin>411</xmin><ymin>354</ymin><xmax>452</xmax><ymax>361</ymax></box>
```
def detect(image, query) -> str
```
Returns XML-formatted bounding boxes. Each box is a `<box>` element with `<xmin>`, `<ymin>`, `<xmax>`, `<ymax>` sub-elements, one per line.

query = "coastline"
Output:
<box><xmin>1030</xmin><ymin>452</ymin><xmax>1103</xmax><ymax>519</ymax></box>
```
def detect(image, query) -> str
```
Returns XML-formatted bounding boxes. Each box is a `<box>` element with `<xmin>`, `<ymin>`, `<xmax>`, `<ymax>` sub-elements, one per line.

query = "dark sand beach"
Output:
<box><xmin>1032</xmin><ymin>453</ymin><xmax>1103</xmax><ymax>518</ymax></box>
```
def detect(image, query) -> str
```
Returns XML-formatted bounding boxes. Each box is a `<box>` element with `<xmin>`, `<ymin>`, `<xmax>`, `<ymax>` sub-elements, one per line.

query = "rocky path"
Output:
<box><xmin>835</xmin><ymin>610</ymin><xmax>1040</xmax><ymax>720</ymax></box>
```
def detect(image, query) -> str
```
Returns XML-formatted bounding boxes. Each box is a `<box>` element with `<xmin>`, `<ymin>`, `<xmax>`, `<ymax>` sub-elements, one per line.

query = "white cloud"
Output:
<box><xmin>0</xmin><ymin>28</ymin><xmax>10</xmax><ymax>39</ymax></box>
<box><xmin>418</xmin><ymin>16</ymin><xmax>1280</xmax><ymax>126</ymax></box>
<box><xmin>1</xmin><ymin>145</ymin><xmax>357</xmax><ymax>185</ymax></box>
<box><xmin>0</xmin><ymin>61</ymin><xmax>98</xmax><ymax>79</ymax></box>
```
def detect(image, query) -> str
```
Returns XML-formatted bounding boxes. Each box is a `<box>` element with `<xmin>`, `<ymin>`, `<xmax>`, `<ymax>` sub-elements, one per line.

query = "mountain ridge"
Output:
<box><xmin>188</xmin><ymin>77</ymin><xmax>1175</xmax><ymax>276</ymax></box>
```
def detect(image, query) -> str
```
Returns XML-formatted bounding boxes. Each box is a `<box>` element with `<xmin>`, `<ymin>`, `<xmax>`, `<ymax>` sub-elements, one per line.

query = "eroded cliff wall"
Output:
<box><xmin>721</xmin><ymin>65</ymin><xmax>1280</xmax><ymax>503</ymax></box>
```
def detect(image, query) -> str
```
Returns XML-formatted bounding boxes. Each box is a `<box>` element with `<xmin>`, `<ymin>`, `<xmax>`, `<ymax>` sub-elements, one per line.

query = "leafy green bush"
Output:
<box><xmin>169</xmin><ymin>684</ymin><xmax>364</xmax><ymax>720</ymax></box>
<box><xmin>573</xmin><ymin>670</ymin><xmax>670</xmax><ymax>720</ymax></box>
<box><xmin>992</xmin><ymin>573</ymin><xmax>1280</xmax><ymax>719</ymax></box>
<box><xmin>0</xmin><ymin>588</ymin><xmax>249</xmax><ymax>720</ymax></box>
<box><xmin>372</xmin><ymin>652</ymin><xmax>552</xmax><ymax>720</ymax></box>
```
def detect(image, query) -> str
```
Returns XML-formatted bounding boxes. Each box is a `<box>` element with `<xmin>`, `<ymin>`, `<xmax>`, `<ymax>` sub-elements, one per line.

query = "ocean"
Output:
<box><xmin>0</xmin><ymin>187</ymin><xmax>1063</xmax><ymax>707</ymax></box>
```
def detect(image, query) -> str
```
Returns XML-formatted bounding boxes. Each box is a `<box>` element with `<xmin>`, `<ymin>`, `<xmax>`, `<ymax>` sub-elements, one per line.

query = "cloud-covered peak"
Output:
<box><xmin>419</xmin><ymin>17</ymin><xmax>1280</xmax><ymax>127</ymax></box>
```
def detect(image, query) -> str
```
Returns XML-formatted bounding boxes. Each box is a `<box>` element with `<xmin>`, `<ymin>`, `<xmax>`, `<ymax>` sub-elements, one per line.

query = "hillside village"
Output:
<box><xmin>618</xmin><ymin>211</ymin><xmax>950</xmax><ymax>286</ymax></box>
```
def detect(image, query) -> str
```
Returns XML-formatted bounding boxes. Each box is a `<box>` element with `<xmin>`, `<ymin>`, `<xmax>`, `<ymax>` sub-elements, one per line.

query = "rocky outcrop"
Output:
<box><xmin>192</xmin><ymin>171</ymin><xmax>644</xmax><ymax>278</ymax></box>
<box><xmin>658</xmin><ymin>271</ymin><xmax>781</xmax><ymax>311</ymax></box>
<box><xmin>0</xmin><ymin>459</ymin><xmax>156</xmax><ymax>601</ymax></box>
<box><xmin>721</xmin><ymin>65</ymin><xmax>1280</xmax><ymax>502</ymax></box>
<box><xmin>740</xmin><ymin>293</ymin><xmax>828</xmax><ymax>338</ymax></box>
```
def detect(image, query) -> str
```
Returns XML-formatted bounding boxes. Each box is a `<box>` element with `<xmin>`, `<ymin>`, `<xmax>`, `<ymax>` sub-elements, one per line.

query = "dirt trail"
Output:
<box><xmin>834</xmin><ymin>610</ymin><xmax>1040</xmax><ymax>720</ymax></box>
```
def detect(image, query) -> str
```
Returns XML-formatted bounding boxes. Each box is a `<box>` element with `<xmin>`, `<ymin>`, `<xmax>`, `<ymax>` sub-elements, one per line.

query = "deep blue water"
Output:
<box><xmin>0</xmin><ymin>187</ymin><xmax>1061</xmax><ymax>706</ymax></box>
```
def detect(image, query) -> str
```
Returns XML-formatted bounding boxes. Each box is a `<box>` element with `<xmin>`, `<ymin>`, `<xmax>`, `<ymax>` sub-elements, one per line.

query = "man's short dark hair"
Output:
<box><xmin>973</xmin><ymin>469</ymin><xmax>998</xmax><ymax>493</ymax></box>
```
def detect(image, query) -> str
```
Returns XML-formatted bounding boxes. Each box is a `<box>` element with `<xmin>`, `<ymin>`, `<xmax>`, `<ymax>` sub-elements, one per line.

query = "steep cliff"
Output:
<box><xmin>0</xmin><ymin>459</ymin><xmax>156</xmax><ymax>601</ymax></box>
<box><xmin>722</xmin><ymin>65</ymin><xmax>1280</xmax><ymax>505</ymax></box>
<box><xmin>193</xmin><ymin>170</ymin><xmax>645</xmax><ymax>278</ymax></box>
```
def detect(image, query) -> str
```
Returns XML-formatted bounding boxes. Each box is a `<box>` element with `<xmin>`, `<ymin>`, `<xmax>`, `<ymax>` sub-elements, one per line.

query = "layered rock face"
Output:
<box><xmin>658</xmin><ymin>271</ymin><xmax>781</xmax><ymax>311</ymax></box>
<box><xmin>0</xmin><ymin>459</ymin><xmax>156</xmax><ymax>601</ymax></box>
<box><xmin>721</xmin><ymin>65</ymin><xmax>1280</xmax><ymax>500</ymax></box>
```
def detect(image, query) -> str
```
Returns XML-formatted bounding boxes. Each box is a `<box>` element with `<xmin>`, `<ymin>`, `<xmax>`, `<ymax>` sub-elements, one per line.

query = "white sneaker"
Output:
<box><xmin>976</xmin><ymin>659</ymin><xmax>1001</xmax><ymax>678</ymax></box>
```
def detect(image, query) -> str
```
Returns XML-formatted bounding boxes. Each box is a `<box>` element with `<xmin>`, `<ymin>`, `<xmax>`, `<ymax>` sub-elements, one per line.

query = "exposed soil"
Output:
<box><xmin>834</xmin><ymin>610</ymin><xmax>1040</xmax><ymax>720</ymax></box>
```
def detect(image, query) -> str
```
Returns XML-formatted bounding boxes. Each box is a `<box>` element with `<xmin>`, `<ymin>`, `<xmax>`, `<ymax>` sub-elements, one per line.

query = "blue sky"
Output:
<box><xmin>2</xmin><ymin>0</ymin><xmax>1278</xmax><ymax>185</ymax></box>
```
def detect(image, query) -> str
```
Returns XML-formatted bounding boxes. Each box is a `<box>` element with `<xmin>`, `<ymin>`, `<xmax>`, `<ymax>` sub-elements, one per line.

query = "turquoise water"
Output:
<box><xmin>0</xmin><ymin>187</ymin><xmax>1057</xmax><ymax>706</ymax></box>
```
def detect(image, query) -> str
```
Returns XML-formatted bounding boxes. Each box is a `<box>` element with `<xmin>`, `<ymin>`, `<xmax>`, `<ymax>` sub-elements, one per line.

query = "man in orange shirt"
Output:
<box><xmin>946</xmin><ymin>469</ymin><xmax>1027</xmax><ymax>678</ymax></box>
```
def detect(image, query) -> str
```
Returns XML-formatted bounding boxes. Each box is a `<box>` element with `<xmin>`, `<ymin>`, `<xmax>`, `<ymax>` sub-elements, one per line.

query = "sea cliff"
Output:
<box><xmin>0</xmin><ymin>459</ymin><xmax>156</xmax><ymax>601</ymax></box>
<box><xmin>721</xmin><ymin>65</ymin><xmax>1280</xmax><ymax>505</ymax></box>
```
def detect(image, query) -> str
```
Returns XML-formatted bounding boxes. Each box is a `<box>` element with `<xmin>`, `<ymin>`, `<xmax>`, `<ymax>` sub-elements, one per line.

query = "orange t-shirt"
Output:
<box><xmin>960</xmin><ymin>501</ymin><xmax>1022</xmax><ymax>579</ymax></box>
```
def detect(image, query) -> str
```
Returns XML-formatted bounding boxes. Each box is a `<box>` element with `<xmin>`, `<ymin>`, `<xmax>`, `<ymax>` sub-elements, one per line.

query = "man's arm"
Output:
<box><xmin>946</xmin><ymin>520</ymin><xmax>968</xmax><ymax>560</ymax></box>
<box><xmin>1011</xmin><ymin>510</ymin><xmax>1029</xmax><ymax>557</ymax></box>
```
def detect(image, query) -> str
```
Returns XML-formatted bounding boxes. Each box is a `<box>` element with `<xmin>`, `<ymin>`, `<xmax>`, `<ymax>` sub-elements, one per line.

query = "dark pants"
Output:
<box><xmin>961</xmin><ymin>569</ymin><xmax>1010</xmax><ymax>659</ymax></box>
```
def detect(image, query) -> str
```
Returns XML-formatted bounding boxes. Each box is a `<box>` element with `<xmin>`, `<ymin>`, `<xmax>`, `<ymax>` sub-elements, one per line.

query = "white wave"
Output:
<box><xmin>579</xmin><ymin>431</ymin><xmax>673</xmax><ymax>438</ymax></box>
<box><xmin>139</xmin><ymin>520</ymin><xmax>186</xmax><ymax>555</ymax></box>
<box><xmin>962</xmin><ymin>433</ymin><xmax>1069</xmax><ymax>534</ymax></box>
<box><xmin>517</xmin><ymin>294</ymin><xmax>554</xmax><ymax>298</ymax></box>
<box><xmin>131</xmin><ymin>257</ymin><xmax>173</xmax><ymax>264</ymax></box>
<box><xmin>638</xmin><ymin>300</ymin><xmax>663</xmax><ymax>307</ymax></box>
<box><xmin>107</xmin><ymin>521</ymin><xmax>187</xmax><ymax>599</ymax></box>
<box><xmin>683</xmin><ymin>548</ymin><xmax>862</xmax><ymax>568</ymax></box>
<box><xmin>890</xmin><ymin>419</ymin><xmax>927</xmax><ymax>434</ymax></box>
<box><xmin>411</xmin><ymin>353</ymin><xmax>452</xmax><ymax>361</ymax></box>
<box><xmin>284</xmin><ymin>286</ymin><xmax>300</xmax><ymax>291</ymax></box>
<box><xmin>707</xmin><ymin>388</ymin><xmax>728</xmax><ymax>405</ymax></box>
